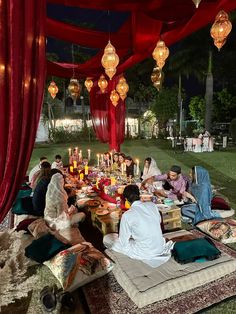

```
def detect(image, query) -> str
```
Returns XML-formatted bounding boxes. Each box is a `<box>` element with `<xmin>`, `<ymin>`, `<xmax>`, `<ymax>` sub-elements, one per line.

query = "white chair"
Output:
<box><xmin>185</xmin><ymin>138</ymin><xmax>193</xmax><ymax>151</ymax></box>
<box><xmin>202</xmin><ymin>137</ymin><xmax>209</xmax><ymax>152</ymax></box>
<box><xmin>193</xmin><ymin>138</ymin><xmax>202</xmax><ymax>153</ymax></box>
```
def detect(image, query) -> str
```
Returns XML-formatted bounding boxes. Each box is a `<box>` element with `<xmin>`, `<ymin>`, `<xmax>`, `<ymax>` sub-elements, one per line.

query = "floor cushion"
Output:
<box><xmin>44</xmin><ymin>242</ymin><xmax>113</xmax><ymax>291</ymax></box>
<box><xmin>211</xmin><ymin>196</ymin><xmax>230</xmax><ymax>210</ymax></box>
<box><xmin>105</xmin><ymin>230</ymin><xmax>236</xmax><ymax>308</ymax></box>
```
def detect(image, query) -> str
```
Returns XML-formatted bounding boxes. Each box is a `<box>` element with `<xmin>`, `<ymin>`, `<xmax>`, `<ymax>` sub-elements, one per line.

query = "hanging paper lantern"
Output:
<box><xmin>116</xmin><ymin>77</ymin><xmax>129</xmax><ymax>100</ymax></box>
<box><xmin>84</xmin><ymin>78</ymin><xmax>93</xmax><ymax>92</ymax></box>
<box><xmin>98</xmin><ymin>74</ymin><xmax>108</xmax><ymax>93</ymax></box>
<box><xmin>210</xmin><ymin>10</ymin><xmax>232</xmax><ymax>51</ymax></box>
<box><xmin>101</xmin><ymin>41</ymin><xmax>119</xmax><ymax>80</ymax></box>
<box><xmin>48</xmin><ymin>81</ymin><xmax>58</xmax><ymax>99</ymax></box>
<box><xmin>152</xmin><ymin>40</ymin><xmax>169</xmax><ymax>69</ymax></box>
<box><xmin>192</xmin><ymin>0</ymin><xmax>201</xmax><ymax>8</ymax></box>
<box><xmin>68</xmin><ymin>78</ymin><xmax>81</xmax><ymax>99</ymax></box>
<box><xmin>110</xmin><ymin>90</ymin><xmax>120</xmax><ymax>107</ymax></box>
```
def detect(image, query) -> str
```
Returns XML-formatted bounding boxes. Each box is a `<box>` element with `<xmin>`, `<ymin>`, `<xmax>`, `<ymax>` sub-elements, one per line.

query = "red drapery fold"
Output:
<box><xmin>0</xmin><ymin>0</ymin><xmax>46</xmax><ymax>223</ymax></box>
<box><xmin>90</xmin><ymin>76</ymin><xmax>125</xmax><ymax>152</ymax></box>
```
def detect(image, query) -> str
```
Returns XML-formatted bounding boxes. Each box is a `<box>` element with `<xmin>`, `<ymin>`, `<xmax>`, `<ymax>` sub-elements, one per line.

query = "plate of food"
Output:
<box><xmin>96</xmin><ymin>209</ymin><xmax>109</xmax><ymax>216</ymax></box>
<box><xmin>85</xmin><ymin>199</ymin><xmax>101</xmax><ymax>207</ymax></box>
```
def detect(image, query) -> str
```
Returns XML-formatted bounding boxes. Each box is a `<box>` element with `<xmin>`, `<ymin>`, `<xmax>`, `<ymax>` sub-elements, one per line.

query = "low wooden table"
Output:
<box><xmin>87</xmin><ymin>199</ymin><xmax>181</xmax><ymax>235</ymax></box>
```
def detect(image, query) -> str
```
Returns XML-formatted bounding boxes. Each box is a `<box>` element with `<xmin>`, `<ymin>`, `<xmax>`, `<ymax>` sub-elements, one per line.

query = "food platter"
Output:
<box><xmin>96</xmin><ymin>209</ymin><xmax>109</xmax><ymax>216</ymax></box>
<box><xmin>85</xmin><ymin>199</ymin><xmax>101</xmax><ymax>207</ymax></box>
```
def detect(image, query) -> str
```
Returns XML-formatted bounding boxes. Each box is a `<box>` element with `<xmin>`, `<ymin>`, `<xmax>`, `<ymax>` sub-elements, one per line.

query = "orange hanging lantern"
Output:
<box><xmin>152</xmin><ymin>40</ymin><xmax>169</xmax><ymax>69</ymax></box>
<box><xmin>210</xmin><ymin>10</ymin><xmax>232</xmax><ymax>51</ymax></box>
<box><xmin>98</xmin><ymin>74</ymin><xmax>108</xmax><ymax>93</ymax></box>
<box><xmin>84</xmin><ymin>78</ymin><xmax>93</xmax><ymax>92</ymax></box>
<box><xmin>110</xmin><ymin>90</ymin><xmax>120</xmax><ymax>107</ymax></box>
<box><xmin>116</xmin><ymin>77</ymin><xmax>129</xmax><ymax>100</ymax></box>
<box><xmin>48</xmin><ymin>81</ymin><xmax>58</xmax><ymax>99</ymax></box>
<box><xmin>101</xmin><ymin>41</ymin><xmax>119</xmax><ymax>80</ymax></box>
<box><xmin>192</xmin><ymin>0</ymin><xmax>201</xmax><ymax>8</ymax></box>
<box><xmin>68</xmin><ymin>78</ymin><xmax>81</xmax><ymax>99</ymax></box>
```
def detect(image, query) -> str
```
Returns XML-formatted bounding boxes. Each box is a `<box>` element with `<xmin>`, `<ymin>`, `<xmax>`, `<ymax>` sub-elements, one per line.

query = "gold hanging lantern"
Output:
<box><xmin>192</xmin><ymin>0</ymin><xmax>201</xmax><ymax>8</ymax></box>
<box><xmin>68</xmin><ymin>78</ymin><xmax>81</xmax><ymax>99</ymax></box>
<box><xmin>101</xmin><ymin>40</ymin><xmax>119</xmax><ymax>80</ymax></box>
<box><xmin>48</xmin><ymin>81</ymin><xmax>58</xmax><ymax>99</ymax></box>
<box><xmin>152</xmin><ymin>40</ymin><xmax>169</xmax><ymax>69</ymax></box>
<box><xmin>110</xmin><ymin>90</ymin><xmax>120</xmax><ymax>107</ymax></box>
<box><xmin>210</xmin><ymin>10</ymin><xmax>232</xmax><ymax>51</ymax></box>
<box><xmin>116</xmin><ymin>77</ymin><xmax>129</xmax><ymax>100</ymax></box>
<box><xmin>84</xmin><ymin>78</ymin><xmax>93</xmax><ymax>92</ymax></box>
<box><xmin>98</xmin><ymin>74</ymin><xmax>108</xmax><ymax>93</ymax></box>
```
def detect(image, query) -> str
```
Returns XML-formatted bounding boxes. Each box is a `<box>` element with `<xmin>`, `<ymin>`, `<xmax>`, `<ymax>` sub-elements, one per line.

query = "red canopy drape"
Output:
<box><xmin>0</xmin><ymin>0</ymin><xmax>46</xmax><ymax>222</ymax></box>
<box><xmin>90</xmin><ymin>76</ymin><xmax>125</xmax><ymax>152</ymax></box>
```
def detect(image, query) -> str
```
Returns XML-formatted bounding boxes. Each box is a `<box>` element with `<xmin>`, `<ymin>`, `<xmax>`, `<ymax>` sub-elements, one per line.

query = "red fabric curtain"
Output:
<box><xmin>90</xmin><ymin>76</ymin><xmax>125</xmax><ymax>152</ymax></box>
<box><xmin>0</xmin><ymin>0</ymin><xmax>46</xmax><ymax>223</ymax></box>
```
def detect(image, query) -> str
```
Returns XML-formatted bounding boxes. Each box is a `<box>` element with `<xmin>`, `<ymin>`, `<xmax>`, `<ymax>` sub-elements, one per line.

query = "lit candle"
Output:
<box><xmin>80</xmin><ymin>173</ymin><xmax>84</xmax><ymax>180</ymax></box>
<box><xmin>73</xmin><ymin>161</ymin><xmax>77</xmax><ymax>169</ymax></box>
<box><xmin>111</xmin><ymin>176</ymin><xmax>116</xmax><ymax>186</ymax></box>
<box><xmin>123</xmin><ymin>162</ymin><xmax>126</xmax><ymax>172</ymax></box>
<box><xmin>85</xmin><ymin>165</ymin><xmax>89</xmax><ymax>175</ymax></box>
<box><xmin>136</xmin><ymin>159</ymin><xmax>139</xmax><ymax>175</ymax></box>
<box><xmin>68</xmin><ymin>148</ymin><xmax>72</xmax><ymax>157</ymax></box>
<box><xmin>75</xmin><ymin>147</ymin><xmax>78</xmax><ymax>155</ymax></box>
<box><xmin>110</xmin><ymin>151</ymin><xmax>113</xmax><ymax>165</ymax></box>
<box><xmin>88</xmin><ymin>149</ymin><xmax>91</xmax><ymax>161</ymax></box>
<box><xmin>79</xmin><ymin>150</ymin><xmax>82</xmax><ymax>161</ymax></box>
<box><xmin>107</xmin><ymin>154</ymin><xmax>110</xmax><ymax>167</ymax></box>
<box><xmin>121</xmin><ymin>163</ymin><xmax>124</xmax><ymax>175</ymax></box>
<box><xmin>97</xmin><ymin>154</ymin><xmax>100</xmax><ymax>167</ymax></box>
<box><xmin>69</xmin><ymin>166</ymin><xmax>74</xmax><ymax>173</ymax></box>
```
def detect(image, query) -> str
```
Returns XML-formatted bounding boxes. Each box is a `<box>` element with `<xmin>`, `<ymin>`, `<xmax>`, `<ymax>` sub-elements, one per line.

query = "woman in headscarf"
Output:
<box><xmin>181</xmin><ymin>166</ymin><xmax>220</xmax><ymax>224</ymax></box>
<box><xmin>141</xmin><ymin>157</ymin><xmax>161</xmax><ymax>181</ymax></box>
<box><xmin>44</xmin><ymin>173</ymin><xmax>85</xmax><ymax>230</ymax></box>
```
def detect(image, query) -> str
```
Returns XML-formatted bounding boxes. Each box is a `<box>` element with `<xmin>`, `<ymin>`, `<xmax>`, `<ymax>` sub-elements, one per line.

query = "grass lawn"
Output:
<box><xmin>29</xmin><ymin>139</ymin><xmax>236</xmax><ymax>208</ymax></box>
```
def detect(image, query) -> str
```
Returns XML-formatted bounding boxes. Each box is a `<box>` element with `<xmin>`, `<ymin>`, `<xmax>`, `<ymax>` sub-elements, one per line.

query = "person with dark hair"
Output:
<box><xmin>111</xmin><ymin>152</ymin><xmax>119</xmax><ymax>171</ymax></box>
<box><xmin>30</xmin><ymin>161</ymin><xmax>51</xmax><ymax>190</ymax></box>
<box><xmin>32</xmin><ymin>169</ymin><xmax>62</xmax><ymax>216</ymax></box>
<box><xmin>51</xmin><ymin>154</ymin><xmax>63</xmax><ymax>170</ymax></box>
<box><xmin>103</xmin><ymin>185</ymin><xmax>173</xmax><ymax>267</ymax></box>
<box><xmin>28</xmin><ymin>156</ymin><xmax>47</xmax><ymax>183</ymax></box>
<box><xmin>124</xmin><ymin>156</ymin><xmax>140</xmax><ymax>178</ymax></box>
<box><xmin>141</xmin><ymin>165</ymin><xmax>189</xmax><ymax>200</ymax></box>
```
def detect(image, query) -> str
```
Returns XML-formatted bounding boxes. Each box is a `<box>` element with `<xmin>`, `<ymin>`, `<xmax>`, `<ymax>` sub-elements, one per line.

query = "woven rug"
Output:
<box><xmin>82</xmin><ymin>230</ymin><xmax>236</xmax><ymax>314</ymax></box>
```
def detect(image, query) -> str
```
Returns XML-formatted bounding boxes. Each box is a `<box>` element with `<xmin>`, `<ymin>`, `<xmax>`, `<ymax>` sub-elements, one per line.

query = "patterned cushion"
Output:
<box><xmin>15</xmin><ymin>218</ymin><xmax>38</xmax><ymax>232</ymax></box>
<box><xmin>44</xmin><ymin>243</ymin><xmax>113</xmax><ymax>290</ymax></box>
<box><xmin>196</xmin><ymin>219</ymin><xmax>236</xmax><ymax>244</ymax></box>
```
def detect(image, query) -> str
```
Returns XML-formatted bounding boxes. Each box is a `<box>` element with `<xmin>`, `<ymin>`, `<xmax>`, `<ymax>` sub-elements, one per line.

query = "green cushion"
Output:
<box><xmin>25</xmin><ymin>234</ymin><xmax>70</xmax><ymax>263</ymax></box>
<box><xmin>172</xmin><ymin>237</ymin><xmax>221</xmax><ymax>264</ymax></box>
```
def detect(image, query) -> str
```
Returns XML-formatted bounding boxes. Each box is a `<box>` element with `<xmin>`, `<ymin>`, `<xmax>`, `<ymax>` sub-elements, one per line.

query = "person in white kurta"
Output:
<box><xmin>103</xmin><ymin>185</ymin><xmax>173</xmax><ymax>268</ymax></box>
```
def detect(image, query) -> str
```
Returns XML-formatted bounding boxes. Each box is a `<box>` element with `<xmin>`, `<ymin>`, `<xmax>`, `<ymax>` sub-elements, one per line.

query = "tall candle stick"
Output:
<box><xmin>136</xmin><ymin>159</ymin><xmax>139</xmax><ymax>176</ymax></box>
<box><xmin>75</xmin><ymin>147</ymin><xmax>78</xmax><ymax>155</ymax></box>
<box><xmin>121</xmin><ymin>163</ymin><xmax>124</xmax><ymax>175</ymax></box>
<box><xmin>79</xmin><ymin>150</ymin><xmax>82</xmax><ymax>161</ymax></box>
<box><xmin>110</xmin><ymin>151</ymin><xmax>113</xmax><ymax>165</ymax></box>
<box><xmin>97</xmin><ymin>154</ymin><xmax>100</xmax><ymax>167</ymax></box>
<box><xmin>88</xmin><ymin>149</ymin><xmax>91</xmax><ymax>161</ymax></box>
<box><xmin>68</xmin><ymin>148</ymin><xmax>72</xmax><ymax>157</ymax></box>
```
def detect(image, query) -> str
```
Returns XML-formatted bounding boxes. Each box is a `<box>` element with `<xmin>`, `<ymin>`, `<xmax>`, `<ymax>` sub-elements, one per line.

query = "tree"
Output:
<box><xmin>189</xmin><ymin>96</ymin><xmax>205</xmax><ymax>127</ymax></box>
<box><xmin>213</xmin><ymin>88</ymin><xmax>236</xmax><ymax>122</ymax></box>
<box><xmin>151</xmin><ymin>87</ymin><xmax>179</xmax><ymax>130</ymax></box>
<box><xmin>204</xmin><ymin>51</ymin><xmax>213</xmax><ymax>131</ymax></box>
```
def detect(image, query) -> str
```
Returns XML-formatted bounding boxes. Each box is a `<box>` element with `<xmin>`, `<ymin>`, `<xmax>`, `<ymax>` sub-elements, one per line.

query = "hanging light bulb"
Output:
<box><xmin>210</xmin><ymin>10</ymin><xmax>232</xmax><ymax>51</ymax></box>
<box><xmin>110</xmin><ymin>90</ymin><xmax>120</xmax><ymax>107</ymax></box>
<box><xmin>98</xmin><ymin>74</ymin><xmax>108</xmax><ymax>93</ymax></box>
<box><xmin>84</xmin><ymin>78</ymin><xmax>93</xmax><ymax>92</ymax></box>
<box><xmin>48</xmin><ymin>81</ymin><xmax>58</xmax><ymax>99</ymax></box>
<box><xmin>101</xmin><ymin>41</ymin><xmax>119</xmax><ymax>80</ymax></box>
<box><xmin>116</xmin><ymin>77</ymin><xmax>129</xmax><ymax>100</ymax></box>
<box><xmin>192</xmin><ymin>0</ymin><xmax>201</xmax><ymax>8</ymax></box>
<box><xmin>68</xmin><ymin>78</ymin><xmax>81</xmax><ymax>99</ymax></box>
<box><xmin>152</xmin><ymin>40</ymin><xmax>169</xmax><ymax>69</ymax></box>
